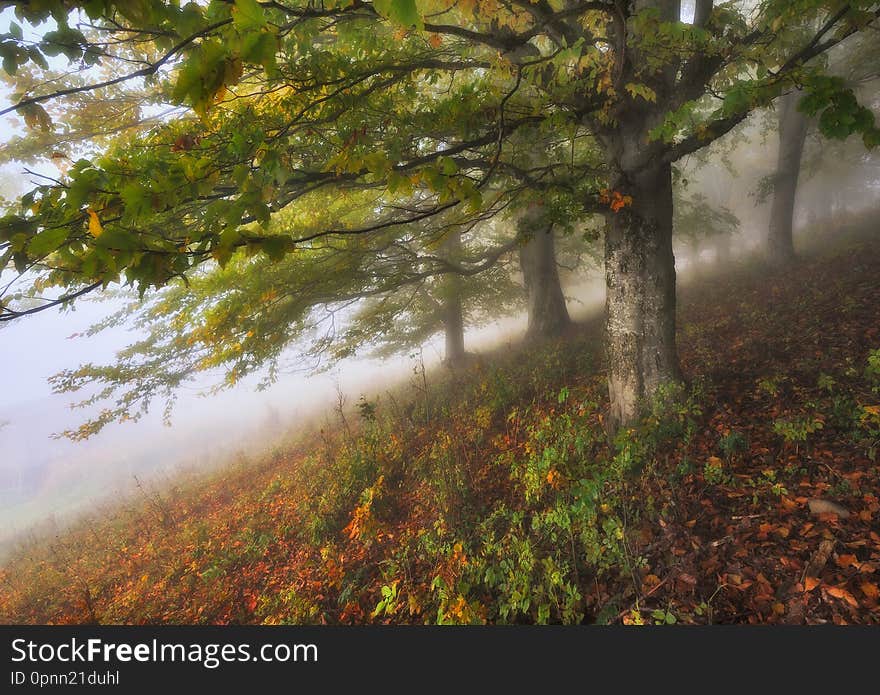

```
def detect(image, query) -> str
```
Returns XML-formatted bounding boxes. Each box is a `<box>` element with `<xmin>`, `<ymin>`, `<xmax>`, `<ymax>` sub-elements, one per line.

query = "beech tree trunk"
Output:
<box><xmin>767</xmin><ymin>89</ymin><xmax>808</xmax><ymax>265</ymax></box>
<box><xmin>440</xmin><ymin>230</ymin><xmax>467</xmax><ymax>366</ymax></box>
<box><xmin>518</xmin><ymin>213</ymin><xmax>571</xmax><ymax>340</ymax></box>
<box><xmin>604</xmin><ymin>162</ymin><xmax>681</xmax><ymax>428</ymax></box>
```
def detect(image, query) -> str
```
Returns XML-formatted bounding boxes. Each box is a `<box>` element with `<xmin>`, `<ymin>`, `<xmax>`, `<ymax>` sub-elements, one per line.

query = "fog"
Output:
<box><xmin>1</xmin><ymin>26</ymin><xmax>878</xmax><ymax>561</ymax></box>
<box><xmin>3</xmin><ymin>103</ymin><xmax>879</xmax><ymax>556</ymax></box>
<box><xmin>0</xmin><ymin>260</ymin><xmax>603</xmax><ymax>556</ymax></box>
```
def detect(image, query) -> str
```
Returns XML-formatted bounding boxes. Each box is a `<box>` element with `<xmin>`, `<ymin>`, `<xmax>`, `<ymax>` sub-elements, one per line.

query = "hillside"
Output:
<box><xmin>1</xmin><ymin>223</ymin><xmax>879</xmax><ymax>625</ymax></box>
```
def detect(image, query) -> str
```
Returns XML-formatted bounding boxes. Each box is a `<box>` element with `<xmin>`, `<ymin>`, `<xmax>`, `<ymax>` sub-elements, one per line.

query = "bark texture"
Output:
<box><xmin>518</xmin><ymin>211</ymin><xmax>571</xmax><ymax>340</ymax></box>
<box><xmin>604</xmin><ymin>162</ymin><xmax>681</xmax><ymax>428</ymax></box>
<box><xmin>767</xmin><ymin>89</ymin><xmax>808</xmax><ymax>266</ymax></box>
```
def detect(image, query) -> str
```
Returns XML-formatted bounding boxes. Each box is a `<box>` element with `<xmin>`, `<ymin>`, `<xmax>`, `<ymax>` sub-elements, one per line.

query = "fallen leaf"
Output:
<box><xmin>825</xmin><ymin>586</ymin><xmax>859</xmax><ymax>607</ymax></box>
<box><xmin>860</xmin><ymin>582</ymin><xmax>879</xmax><ymax>599</ymax></box>
<box><xmin>804</xmin><ymin>577</ymin><xmax>820</xmax><ymax>592</ymax></box>
<box><xmin>836</xmin><ymin>554</ymin><xmax>858</xmax><ymax>568</ymax></box>
<box><xmin>808</xmin><ymin>498</ymin><xmax>850</xmax><ymax>518</ymax></box>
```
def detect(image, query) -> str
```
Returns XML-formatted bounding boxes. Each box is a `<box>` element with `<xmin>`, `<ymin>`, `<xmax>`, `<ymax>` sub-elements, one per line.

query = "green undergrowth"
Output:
<box><xmin>2</xmin><ymin>223</ymin><xmax>880</xmax><ymax>625</ymax></box>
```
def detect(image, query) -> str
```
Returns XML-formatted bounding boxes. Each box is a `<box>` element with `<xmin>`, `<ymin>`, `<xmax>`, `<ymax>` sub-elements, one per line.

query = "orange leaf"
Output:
<box><xmin>428</xmin><ymin>34</ymin><xmax>442</xmax><ymax>48</ymax></box>
<box><xmin>860</xmin><ymin>582</ymin><xmax>879</xmax><ymax>599</ymax></box>
<box><xmin>836</xmin><ymin>554</ymin><xmax>857</xmax><ymax>568</ymax></box>
<box><xmin>804</xmin><ymin>577</ymin><xmax>820</xmax><ymax>592</ymax></box>
<box><xmin>825</xmin><ymin>586</ymin><xmax>859</xmax><ymax>606</ymax></box>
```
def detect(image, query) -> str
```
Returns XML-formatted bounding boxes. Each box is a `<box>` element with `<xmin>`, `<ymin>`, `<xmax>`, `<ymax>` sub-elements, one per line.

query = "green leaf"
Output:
<box><xmin>41</xmin><ymin>27</ymin><xmax>87</xmax><ymax>61</ymax></box>
<box><xmin>233</xmin><ymin>0</ymin><xmax>268</xmax><ymax>31</ymax></box>
<box><xmin>120</xmin><ymin>184</ymin><xmax>151</xmax><ymax>220</ymax></box>
<box><xmin>239</xmin><ymin>30</ymin><xmax>277</xmax><ymax>71</ymax></box>
<box><xmin>261</xmin><ymin>236</ymin><xmax>292</xmax><ymax>261</ymax></box>
<box><xmin>391</xmin><ymin>0</ymin><xmax>422</xmax><ymax>28</ymax></box>
<box><xmin>28</xmin><ymin>227</ymin><xmax>68</xmax><ymax>257</ymax></box>
<box><xmin>440</xmin><ymin>156</ymin><xmax>458</xmax><ymax>176</ymax></box>
<box><xmin>374</xmin><ymin>0</ymin><xmax>423</xmax><ymax>29</ymax></box>
<box><xmin>95</xmin><ymin>227</ymin><xmax>141</xmax><ymax>251</ymax></box>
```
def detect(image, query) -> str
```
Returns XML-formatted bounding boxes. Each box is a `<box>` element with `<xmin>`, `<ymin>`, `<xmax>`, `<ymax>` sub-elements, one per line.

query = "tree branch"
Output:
<box><xmin>0</xmin><ymin>19</ymin><xmax>232</xmax><ymax>118</ymax></box>
<box><xmin>662</xmin><ymin>112</ymin><xmax>748</xmax><ymax>163</ymax></box>
<box><xmin>0</xmin><ymin>282</ymin><xmax>102</xmax><ymax>322</ymax></box>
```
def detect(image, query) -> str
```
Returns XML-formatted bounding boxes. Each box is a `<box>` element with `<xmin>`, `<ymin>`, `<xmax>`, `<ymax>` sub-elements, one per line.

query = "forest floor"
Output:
<box><xmin>1</xmin><ymin>217</ymin><xmax>879</xmax><ymax>625</ymax></box>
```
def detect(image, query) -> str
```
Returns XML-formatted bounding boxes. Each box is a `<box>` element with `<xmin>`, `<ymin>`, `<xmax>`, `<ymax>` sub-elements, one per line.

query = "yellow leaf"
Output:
<box><xmin>86</xmin><ymin>208</ymin><xmax>103</xmax><ymax>237</ymax></box>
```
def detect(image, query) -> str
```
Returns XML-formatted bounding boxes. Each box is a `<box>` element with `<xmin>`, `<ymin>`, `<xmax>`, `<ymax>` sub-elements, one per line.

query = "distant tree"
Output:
<box><xmin>765</xmin><ymin>23</ymin><xmax>880</xmax><ymax>263</ymax></box>
<box><xmin>766</xmin><ymin>88</ymin><xmax>810</xmax><ymax>265</ymax></box>
<box><xmin>518</xmin><ymin>204</ymin><xmax>572</xmax><ymax>340</ymax></box>
<box><xmin>674</xmin><ymin>189</ymin><xmax>741</xmax><ymax>267</ymax></box>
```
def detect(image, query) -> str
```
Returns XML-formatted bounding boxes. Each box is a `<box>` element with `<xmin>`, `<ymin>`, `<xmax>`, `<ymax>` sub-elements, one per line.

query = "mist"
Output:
<box><xmin>3</xmin><ymin>92</ymin><xmax>879</xmax><ymax>554</ymax></box>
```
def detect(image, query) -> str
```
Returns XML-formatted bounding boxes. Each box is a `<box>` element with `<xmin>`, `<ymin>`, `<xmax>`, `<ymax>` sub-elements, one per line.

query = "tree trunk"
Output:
<box><xmin>440</xmin><ymin>230</ymin><xmax>467</xmax><ymax>366</ymax></box>
<box><xmin>604</xmin><ymin>162</ymin><xmax>681</xmax><ymax>428</ymax></box>
<box><xmin>519</xmin><ymin>211</ymin><xmax>571</xmax><ymax>340</ymax></box>
<box><xmin>767</xmin><ymin>89</ymin><xmax>808</xmax><ymax>265</ymax></box>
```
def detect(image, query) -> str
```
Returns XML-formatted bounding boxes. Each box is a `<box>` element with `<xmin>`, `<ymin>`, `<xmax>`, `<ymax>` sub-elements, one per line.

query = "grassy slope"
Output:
<box><xmin>1</xmin><ymin>223</ymin><xmax>879</xmax><ymax>625</ymax></box>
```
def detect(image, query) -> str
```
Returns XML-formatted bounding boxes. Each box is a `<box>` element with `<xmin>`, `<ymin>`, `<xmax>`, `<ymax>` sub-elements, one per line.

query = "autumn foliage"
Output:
<box><xmin>1</xmin><ymin>224</ymin><xmax>879</xmax><ymax>625</ymax></box>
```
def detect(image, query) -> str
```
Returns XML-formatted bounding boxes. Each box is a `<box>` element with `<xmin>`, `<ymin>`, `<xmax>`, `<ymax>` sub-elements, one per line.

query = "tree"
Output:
<box><xmin>766</xmin><ymin>88</ymin><xmax>809</xmax><ymax>265</ymax></box>
<box><xmin>1</xmin><ymin>0</ymin><xmax>878</xmax><ymax>429</ymax></box>
<box><xmin>766</xmin><ymin>25</ymin><xmax>880</xmax><ymax>252</ymax></box>
<box><xmin>518</xmin><ymin>204</ymin><xmax>572</xmax><ymax>340</ymax></box>
<box><xmin>674</xmin><ymin>188</ymin><xmax>741</xmax><ymax>269</ymax></box>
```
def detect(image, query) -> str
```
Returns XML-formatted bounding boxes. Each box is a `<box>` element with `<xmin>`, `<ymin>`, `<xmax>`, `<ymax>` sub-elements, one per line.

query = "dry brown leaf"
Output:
<box><xmin>836</xmin><ymin>554</ymin><xmax>858</xmax><ymax>568</ymax></box>
<box><xmin>860</xmin><ymin>582</ymin><xmax>879</xmax><ymax>599</ymax></box>
<box><xmin>825</xmin><ymin>586</ymin><xmax>859</xmax><ymax>607</ymax></box>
